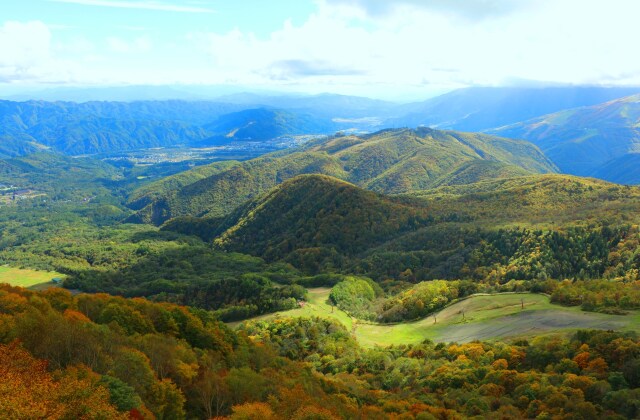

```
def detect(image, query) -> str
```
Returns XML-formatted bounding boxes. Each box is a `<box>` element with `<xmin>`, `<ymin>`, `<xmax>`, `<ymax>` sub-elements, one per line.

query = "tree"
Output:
<box><xmin>0</xmin><ymin>341</ymin><xmax>126</xmax><ymax>419</ymax></box>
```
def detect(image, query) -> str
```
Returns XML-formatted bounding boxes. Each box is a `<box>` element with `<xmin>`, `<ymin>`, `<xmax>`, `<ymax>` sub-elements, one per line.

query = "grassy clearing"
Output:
<box><xmin>356</xmin><ymin>294</ymin><xmax>632</xmax><ymax>347</ymax></box>
<box><xmin>0</xmin><ymin>266</ymin><xmax>64</xmax><ymax>289</ymax></box>
<box><xmin>232</xmin><ymin>290</ymin><xmax>640</xmax><ymax>347</ymax></box>
<box><xmin>229</xmin><ymin>288</ymin><xmax>354</xmax><ymax>330</ymax></box>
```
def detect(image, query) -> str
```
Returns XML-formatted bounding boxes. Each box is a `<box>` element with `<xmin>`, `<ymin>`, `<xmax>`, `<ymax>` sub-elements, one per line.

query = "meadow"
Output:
<box><xmin>234</xmin><ymin>288</ymin><xmax>640</xmax><ymax>347</ymax></box>
<box><xmin>0</xmin><ymin>266</ymin><xmax>64</xmax><ymax>289</ymax></box>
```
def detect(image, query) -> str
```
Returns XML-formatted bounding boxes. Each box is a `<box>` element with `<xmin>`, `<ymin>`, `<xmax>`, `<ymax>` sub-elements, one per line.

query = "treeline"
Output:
<box><xmin>550</xmin><ymin>280</ymin><xmax>640</xmax><ymax>313</ymax></box>
<box><xmin>242</xmin><ymin>317</ymin><xmax>640</xmax><ymax>419</ymax></box>
<box><xmin>3</xmin><ymin>284</ymin><xmax>640</xmax><ymax>418</ymax></box>
<box><xmin>354</xmin><ymin>224</ymin><xmax>640</xmax><ymax>283</ymax></box>
<box><xmin>0</xmin><ymin>205</ymin><xmax>307</xmax><ymax>321</ymax></box>
<box><xmin>64</xmin><ymin>245</ymin><xmax>307</xmax><ymax>322</ymax></box>
<box><xmin>329</xmin><ymin>277</ymin><xmax>464</xmax><ymax>322</ymax></box>
<box><xmin>0</xmin><ymin>285</ymin><xmax>378</xmax><ymax>418</ymax></box>
<box><xmin>327</xmin><ymin>277</ymin><xmax>640</xmax><ymax>323</ymax></box>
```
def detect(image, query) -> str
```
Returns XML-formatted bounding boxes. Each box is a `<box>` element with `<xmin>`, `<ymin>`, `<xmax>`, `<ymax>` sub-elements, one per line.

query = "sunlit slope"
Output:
<box><xmin>130</xmin><ymin>127</ymin><xmax>556</xmax><ymax>224</ymax></box>
<box><xmin>489</xmin><ymin>94</ymin><xmax>640</xmax><ymax>182</ymax></box>
<box><xmin>235</xmin><ymin>289</ymin><xmax>638</xmax><ymax>347</ymax></box>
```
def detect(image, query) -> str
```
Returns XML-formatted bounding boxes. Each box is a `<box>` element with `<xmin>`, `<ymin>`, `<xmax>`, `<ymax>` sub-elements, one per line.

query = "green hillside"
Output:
<box><xmin>131</xmin><ymin>127</ymin><xmax>556</xmax><ymax>224</ymax></box>
<box><xmin>427</xmin><ymin>160</ymin><xmax>531</xmax><ymax>187</ymax></box>
<box><xmin>0</xmin><ymin>152</ymin><xmax>124</xmax><ymax>200</ymax></box>
<box><xmin>409</xmin><ymin>174</ymin><xmax>640</xmax><ymax>225</ymax></box>
<box><xmin>163</xmin><ymin>172</ymin><xmax>640</xmax><ymax>283</ymax></box>
<box><xmin>488</xmin><ymin>94</ymin><xmax>640</xmax><ymax>182</ymax></box>
<box><xmin>212</xmin><ymin>174</ymin><xmax>431</xmax><ymax>262</ymax></box>
<box><xmin>127</xmin><ymin>151</ymin><xmax>348</xmax><ymax>223</ymax></box>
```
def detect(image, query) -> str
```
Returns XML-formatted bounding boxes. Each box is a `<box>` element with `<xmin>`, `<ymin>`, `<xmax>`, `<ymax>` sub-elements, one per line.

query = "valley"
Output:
<box><xmin>1</xmin><ymin>87</ymin><xmax>640</xmax><ymax>419</ymax></box>
<box><xmin>4</xmin><ymin>0</ymin><xmax>640</xmax><ymax>417</ymax></box>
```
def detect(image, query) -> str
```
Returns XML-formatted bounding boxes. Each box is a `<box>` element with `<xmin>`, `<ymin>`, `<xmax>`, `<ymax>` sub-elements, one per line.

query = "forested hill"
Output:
<box><xmin>164</xmin><ymin>173</ymin><xmax>640</xmax><ymax>280</ymax></box>
<box><xmin>488</xmin><ymin>94</ymin><xmax>640</xmax><ymax>183</ymax></box>
<box><xmin>200</xmin><ymin>108</ymin><xmax>335</xmax><ymax>143</ymax></box>
<box><xmin>211</xmin><ymin>174</ymin><xmax>432</xmax><ymax>258</ymax></box>
<box><xmin>0</xmin><ymin>152</ymin><xmax>123</xmax><ymax>199</ymax></box>
<box><xmin>129</xmin><ymin>127</ymin><xmax>556</xmax><ymax>224</ymax></box>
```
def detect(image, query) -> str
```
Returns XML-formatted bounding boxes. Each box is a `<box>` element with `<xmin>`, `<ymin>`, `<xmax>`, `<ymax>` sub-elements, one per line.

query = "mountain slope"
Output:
<box><xmin>200</xmin><ymin>108</ymin><xmax>335</xmax><ymax>143</ymax></box>
<box><xmin>130</xmin><ymin>127</ymin><xmax>557</xmax><ymax>224</ymax></box>
<box><xmin>127</xmin><ymin>151</ymin><xmax>348</xmax><ymax>224</ymax></box>
<box><xmin>0</xmin><ymin>100</ymin><xmax>244</xmax><ymax>156</ymax></box>
<box><xmin>394</xmin><ymin>86</ymin><xmax>640</xmax><ymax>132</ymax></box>
<box><xmin>407</xmin><ymin>174</ymin><xmax>640</xmax><ymax>225</ymax></box>
<box><xmin>488</xmin><ymin>94</ymin><xmax>640</xmax><ymax>181</ymax></box>
<box><xmin>591</xmin><ymin>153</ymin><xmax>640</xmax><ymax>184</ymax></box>
<box><xmin>212</xmin><ymin>174</ymin><xmax>432</xmax><ymax>259</ymax></box>
<box><xmin>166</xmin><ymin>173</ymin><xmax>640</xmax><ymax>281</ymax></box>
<box><xmin>0</xmin><ymin>152</ymin><xmax>123</xmax><ymax>200</ymax></box>
<box><xmin>0</xmin><ymin>95</ymin><xmax>397</xmax><ymax>156</ymax></box>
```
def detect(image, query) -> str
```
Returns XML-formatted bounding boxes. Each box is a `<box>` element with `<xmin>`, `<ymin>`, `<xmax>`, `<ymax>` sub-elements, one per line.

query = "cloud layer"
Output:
<box><xmin>2</xmin><ymin>0</ymin><xmax>640</xmax><ymax>99</ymax></box>
<box><xmin>324</xmin><ymin>0</ymin><xmax>536</xmax><ymax>20</ymax></box>
<box><xmin>48</xmin><ymin>0</ymin><xmax>214</xmax><ymax>13</ymax></box>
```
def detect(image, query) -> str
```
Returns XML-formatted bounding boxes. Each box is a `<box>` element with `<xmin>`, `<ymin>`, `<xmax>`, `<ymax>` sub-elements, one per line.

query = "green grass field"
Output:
<box><xmin>0</xmin><ymin>266</ymin><xmax>64</xmax><ymax>289</ymax></box>
<box><xmin>229</xmin><ymin>288</ymin><xmax>355</xmax><ymax>330</ymax></box>
<box><xmin>233</xmin><ymin>289</ymin><xmax>640</xmax><ymax>347</ymax></box>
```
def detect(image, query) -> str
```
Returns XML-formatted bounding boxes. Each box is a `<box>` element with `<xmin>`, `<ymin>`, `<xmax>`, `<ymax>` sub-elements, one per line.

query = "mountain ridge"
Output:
<box><xmin>488</xmin><ymin>94</ymin><xmax>640</xmax><ymax>182</ymax></box>
<box><xmin>129</xmin><ymin>127</ymin><xmax>556</xmax><ymax>224</ymax></box>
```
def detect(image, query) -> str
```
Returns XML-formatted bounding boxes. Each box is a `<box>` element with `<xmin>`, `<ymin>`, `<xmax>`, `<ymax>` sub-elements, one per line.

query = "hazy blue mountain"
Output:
<box><xmin>488</xmin><ymin>94</ymin><xmax>640</xmax><ymax>182</ymax></box>
<box><xmin>2</xmin><ymin>85</ymin><xmax>278</xmax><ymax>102</ymax></box>
<box><xmin>0</xmin><ymin>101</ymin><xmax>335</xmax><ymax>156</ymax></box>
<box><xmin>0</xmin><ymin>101</ymin><xmax>229</xmax><ymax>155</ymax></box>
<box><xmin>591</xmin><ymin>154</ymin><xmax>640</xmax><ymax>185</ymax></box>
<box><xmin>394</xmin><ymin>86</ymin><xmax>640</xmax><ymax>132</ymax></box>
<box><xmin>213</xmin><ymin>92</ymin><xmax>396</xmax><ymax>119</ymax></box>
<box><xmin>4</xmin><ymin>85</ymin><xmax>204</xmax><ymax>102</ymax></box>
<box><xmin>0</xmin><ymin>95</ymin><xmax>395</xmax><ymax>156</ymax></box>
<box><xmin>199</xmin><ymin>108</ymin><xmax>336</xmax><ymax>144</ymax></box>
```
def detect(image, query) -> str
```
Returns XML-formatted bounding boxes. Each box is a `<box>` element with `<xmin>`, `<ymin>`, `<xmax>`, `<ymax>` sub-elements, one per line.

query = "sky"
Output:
<box><xmin>1</xmin><ymin>0</ymin><xmax>640</xmax><ymax>100</ymax></box>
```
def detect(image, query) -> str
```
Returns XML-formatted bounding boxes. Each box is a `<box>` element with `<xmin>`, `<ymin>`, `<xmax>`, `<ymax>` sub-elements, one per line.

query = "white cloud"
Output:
<box><xmin>323</xmin><ymin>0</ymin><xmax>539</xmax><ymax>20</ymax></box>
<box><xmin>48</xmin><ymin>0</ymin><xmax>214</xmax><ymax>13</ymax></box>
<box><xmin>0</xmin><ymin>21</ymin><xmax>52</xmax><ymax>82</ymax></box>
<box><xmin>3</xmin><ymin>0</ymin><xmax>640</xmax><ymax>99</ymax></box>
<box><xmin>189</xmin><ymin>0</ymin><xmax>640</xmax><ymax>95</ymax></box>
<box><xmin>107</xmin><ymin>36</ymin><xmax>152</xmax><ymax>53</ymax></box>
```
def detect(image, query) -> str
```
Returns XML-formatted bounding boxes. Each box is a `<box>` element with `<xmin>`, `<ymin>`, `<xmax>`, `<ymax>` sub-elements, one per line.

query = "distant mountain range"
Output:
<box><xmin>0</xmin><ymin>100</ymin><xmax>241</xmax><ymax>156</ymax></box>
<box><xmin>488</xmin><ymin>94</ymin><xmax>640</xmax><ymax>183</ymax></box>
<box><xmin>0</xmin><ymin>95</ymin><xmax>391</xmax><ymax>156</ymax></box>
<box><xmin>2</xmin><ymin>86</ymin><xmax>640</xmax><ymax>185</ymax></box>
<box><xmin>393</xmin><ymin>86</ymin><xmax>640</xmax><ymax>131</ymax></box>
<box><xmin>127</xmin><ymin>127</ymin><xmax>555</xmax><ymax>224</ymax></box>
<box><xmin>199</xmin><ymin>108</ymin><xmax>336</xmax><ymax>144</ymax></box>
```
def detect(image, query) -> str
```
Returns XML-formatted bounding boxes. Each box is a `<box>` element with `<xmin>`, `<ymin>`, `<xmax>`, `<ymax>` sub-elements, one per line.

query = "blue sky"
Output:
<box><xmin>1</xmin><ymin>0</ymin><xmax>640</xmax><ymax>100</ymax></box>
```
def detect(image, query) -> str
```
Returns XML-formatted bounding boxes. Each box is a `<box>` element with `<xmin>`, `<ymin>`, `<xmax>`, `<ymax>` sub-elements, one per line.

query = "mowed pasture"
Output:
<box><xmin>234</xmin><ymin>289</ymin><xmax>640</xmax><ymax>347</ymax></box>
<box><xmin>0</xmin><ymin>266</ymin><xmax>64</xmax><ymax>289</ymax></box>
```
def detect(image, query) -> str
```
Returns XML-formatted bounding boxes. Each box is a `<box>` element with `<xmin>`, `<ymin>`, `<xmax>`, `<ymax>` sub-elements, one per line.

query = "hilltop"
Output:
<box><xmin>211</xmin><ymin>174</ymin><xmax>431</xmax><ymax>260</ymax></box>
